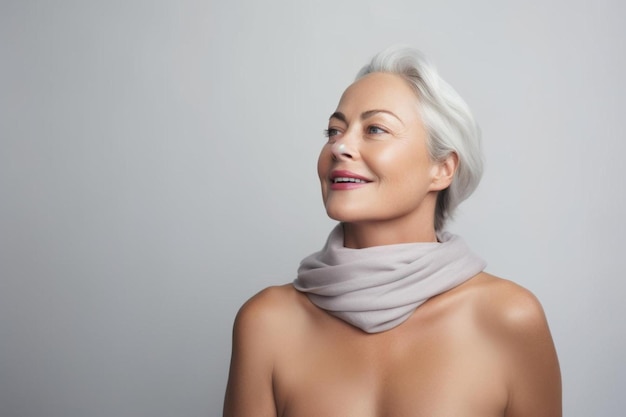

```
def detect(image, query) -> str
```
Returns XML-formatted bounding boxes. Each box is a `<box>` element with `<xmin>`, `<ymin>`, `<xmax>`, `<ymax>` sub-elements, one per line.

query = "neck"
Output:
<box><xmin>294</xmin><ymin>219</ymin><xmax>485</xmax><ymax>333</ymax></box>
<box><xmin>342</xmin><ymin>218</ymin><xmax>438</xmax><ymax>249</ymax></box>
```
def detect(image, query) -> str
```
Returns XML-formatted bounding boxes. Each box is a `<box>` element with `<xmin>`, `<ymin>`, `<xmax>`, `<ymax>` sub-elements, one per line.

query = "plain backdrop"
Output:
<box><xmin>1</xmin><ymin>1</ymin><xmax>625</xmax><ymax>416</ymax></box>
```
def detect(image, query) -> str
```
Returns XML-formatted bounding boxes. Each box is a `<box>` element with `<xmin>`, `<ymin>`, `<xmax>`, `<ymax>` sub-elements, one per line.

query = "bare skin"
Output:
<box><xmin>224</xmin><ymin>273</ymin><xmax>560</xmax><ymax>417</ymax></box>
<box><xmin>223</xmin><ymin>72</ymin><xmax>561</xmax><ymax>416</ymax></box>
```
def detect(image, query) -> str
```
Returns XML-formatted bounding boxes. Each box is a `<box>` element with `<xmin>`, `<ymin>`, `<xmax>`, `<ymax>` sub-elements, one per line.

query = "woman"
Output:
<box><xmin>223</xmin><ymin>46</ymin><xmax>561</xmax><ymax>417</ymax></box>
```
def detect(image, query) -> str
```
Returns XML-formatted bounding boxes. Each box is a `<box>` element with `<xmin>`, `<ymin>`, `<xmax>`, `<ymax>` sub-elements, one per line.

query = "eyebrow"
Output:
<box><xmin>329</xmin><ymin>109</ymin><xmax>404</xmax><ymax>125</ymax></box>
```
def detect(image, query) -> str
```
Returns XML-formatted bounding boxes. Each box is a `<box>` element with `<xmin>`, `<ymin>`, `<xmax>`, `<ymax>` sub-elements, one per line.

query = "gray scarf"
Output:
<box><xmin>293</xmin><ymin>224</ymin><xmax>486</xmax><ymax>333</ymax></box>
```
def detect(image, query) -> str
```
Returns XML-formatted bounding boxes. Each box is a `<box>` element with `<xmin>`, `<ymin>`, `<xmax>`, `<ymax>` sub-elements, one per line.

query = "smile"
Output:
<box><xmin>332</xmin><ymin>177</ymin><xmax>369</xmax><ymax>184</ymax></box>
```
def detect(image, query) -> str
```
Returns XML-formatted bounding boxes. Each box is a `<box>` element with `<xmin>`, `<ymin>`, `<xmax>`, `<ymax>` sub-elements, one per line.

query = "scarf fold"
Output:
<box><xmin>293</xmin><ymin>224</ymin><xmax>486</xmax><ymax>333</ymax></box>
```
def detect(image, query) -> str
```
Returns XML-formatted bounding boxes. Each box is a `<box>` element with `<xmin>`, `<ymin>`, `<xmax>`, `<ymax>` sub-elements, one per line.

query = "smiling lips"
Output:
<box><xmin>329</xmin><ymin>170</ymin><xmax>372</xmax><ymax>190</ymax></box>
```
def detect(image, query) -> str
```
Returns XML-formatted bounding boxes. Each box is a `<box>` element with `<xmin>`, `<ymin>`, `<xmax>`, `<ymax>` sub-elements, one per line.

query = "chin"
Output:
<box><xmin>325</xmin><ymin>205</ymin><xmax>358</xmax><ymax>223</ymax></box>
<box><xmin>324</xmin><ymin>204</ymin><xmax>380</xmax><ymax>224</ymax></box>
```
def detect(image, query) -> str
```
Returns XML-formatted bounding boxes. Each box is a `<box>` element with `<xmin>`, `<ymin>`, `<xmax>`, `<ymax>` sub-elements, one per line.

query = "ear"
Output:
<box><xmin>429</xmin><ymin>152</ymin><xmax>458</xmax><ymax>191</ymax></box>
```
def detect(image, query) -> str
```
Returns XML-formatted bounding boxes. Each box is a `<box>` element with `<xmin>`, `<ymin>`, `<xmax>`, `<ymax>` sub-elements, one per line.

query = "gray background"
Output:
<box><xmin>1</xmin><ymin>1</ymin><xmax>624</xmax><ymax>416</ymax></box>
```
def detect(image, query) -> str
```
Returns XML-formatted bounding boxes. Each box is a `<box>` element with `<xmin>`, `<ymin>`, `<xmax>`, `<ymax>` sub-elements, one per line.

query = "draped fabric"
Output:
<box><xmin>293</xmin><ymin>224</ymin><xmax>486</xmax><ymax>333</ymax></box>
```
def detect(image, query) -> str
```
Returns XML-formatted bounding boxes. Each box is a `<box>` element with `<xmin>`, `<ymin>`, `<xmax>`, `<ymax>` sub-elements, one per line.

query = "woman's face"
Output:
<box><xmin>318</xmin><ymin>72</ymin><xmax>449</xmax><ymax>227</ymax></box>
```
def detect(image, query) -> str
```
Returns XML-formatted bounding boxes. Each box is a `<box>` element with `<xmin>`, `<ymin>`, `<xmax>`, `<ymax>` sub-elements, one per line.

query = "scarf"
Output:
<box><xmin>293</xmin><ymin>224</ymin><xmax>486</xmax><ymax>333</ymax></box>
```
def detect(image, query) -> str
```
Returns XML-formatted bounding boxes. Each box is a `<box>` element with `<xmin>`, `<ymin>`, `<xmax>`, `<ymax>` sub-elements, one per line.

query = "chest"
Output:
<box><xmin>273</xmin><ymin>311</ymin><xmax>508</xmax><ymax>417</ymax></box>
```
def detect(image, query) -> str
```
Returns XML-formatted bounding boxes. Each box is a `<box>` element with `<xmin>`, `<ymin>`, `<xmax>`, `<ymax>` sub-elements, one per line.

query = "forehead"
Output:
<box><xmin>336</xmin><ymin>72</ymin><xmax>420</xmax><ymax>116</ymax></box>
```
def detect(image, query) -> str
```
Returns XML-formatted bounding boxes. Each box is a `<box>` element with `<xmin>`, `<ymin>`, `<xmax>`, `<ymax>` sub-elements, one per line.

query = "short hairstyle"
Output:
<box><xmin>357</xmin><ymin>46</ymin><xmax>483</xmax><ymax>231</ymax></box>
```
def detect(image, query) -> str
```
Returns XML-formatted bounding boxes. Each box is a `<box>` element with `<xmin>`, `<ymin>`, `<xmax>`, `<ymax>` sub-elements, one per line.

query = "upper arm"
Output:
<box><xmin>223</xmin><ymin>288</ymin><xmax>282</xmax><ymax>417</ymax></box>
<box><xmin>494</xmin><ymin>286</ymin><xmax>562</xmax><ymax>417</ymax></box>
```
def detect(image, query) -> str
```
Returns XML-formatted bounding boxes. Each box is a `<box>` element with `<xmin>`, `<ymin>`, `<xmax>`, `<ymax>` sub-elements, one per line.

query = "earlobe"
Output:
<box><xmin>430</xmin><ymin>153</ymin><xmax>458</xmax><ymax>191</ymax></box>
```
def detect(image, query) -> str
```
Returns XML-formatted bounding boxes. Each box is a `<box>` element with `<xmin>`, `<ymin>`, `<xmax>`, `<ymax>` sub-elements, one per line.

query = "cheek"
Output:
<box><xmin>370</xmin><ymin>147</ymin><xmax>418</xmax><ymax>179</ymax></box>
<box><xmin>317</xmin><ymin>146</ymin><xmax>331</xmax><ymax>198</ymax></box>
<box><xmin>371</xmin><ymin>146</ymin><xmax>433</xmax><ymax>188</ymax></box>
<box><xmin>317</xmin><ymin>145</ymin><xmax>331</xmax><ymax>178</ymax></box>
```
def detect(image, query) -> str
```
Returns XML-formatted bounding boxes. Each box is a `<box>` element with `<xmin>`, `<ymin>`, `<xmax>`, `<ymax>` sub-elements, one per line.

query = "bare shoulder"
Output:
<box><xmin>225</xmin><ymin>285</ymin><xmax>304</xmax><ymax>417</ymax></box>
<box><xmin>463</xmin><ymin>272</ymin><xmax>551</xmax><ymax>338</ymax></box>
<box><xmin>233</xmin><ymin>284</ymin><xmax>308</xmax><ymax>342</ymax></box>
<box><xmin>462</xmin><ymin>273</ymin><xmax>561</xmax><ymax>415</ymax></box>
<box><xmin>237</xmin><ymin>284</ymin><xmax>301</xmax><ymax>318</ymax></box>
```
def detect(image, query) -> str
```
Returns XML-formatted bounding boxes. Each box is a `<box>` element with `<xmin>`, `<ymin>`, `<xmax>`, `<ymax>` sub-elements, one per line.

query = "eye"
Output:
<box><xmin>367</xmin><ymin>125</ymin><xmax>387</xmax><ymax>135</ymax></box>
<box><xmin>324</xmin><ymin>128</ymin><xmax>340</xmax><ymax>138</ymax></box>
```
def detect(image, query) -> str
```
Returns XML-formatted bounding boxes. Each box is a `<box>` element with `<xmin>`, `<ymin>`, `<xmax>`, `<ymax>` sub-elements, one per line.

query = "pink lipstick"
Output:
<box><xmin>329</xmin><ymin>170</ymin><xmax>372</xmax><ymax>190</ymax></box>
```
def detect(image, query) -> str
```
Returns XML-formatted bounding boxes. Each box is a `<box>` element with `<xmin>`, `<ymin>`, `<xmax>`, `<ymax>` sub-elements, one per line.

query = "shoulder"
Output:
<box><xmin>237</xmin><ymin>284</ymin><xmax>297</xmax><ymax>316</ymax></box>
<box><xmin>232</xmin><ymin>284</ymin><xmax>308</xmax><ymax>344</ymax></box>
<box><xmin>225</xmin><ymin>285</ymin><xmax>302</xmax><ymax>416</ymax></box>
<box><xmin>465</xmin><ymin>273</ymin><xmax>561</xmax><ymax>414</ymax></box>
<box><xmin>466</xmin><ymin>273</ymin><xmax>551</xmax><ymax>340</ymax></box>
<box><xmin>234</xmin><ymin>284</ymin><xmax>297</xmax><ymax>325</ymax></box>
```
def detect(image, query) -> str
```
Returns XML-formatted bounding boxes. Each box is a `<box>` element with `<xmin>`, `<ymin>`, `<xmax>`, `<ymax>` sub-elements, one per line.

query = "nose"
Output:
<box><xmin>331</xmin><ymin>138</ymin><xmax>356</xmax><ymax>161</ymax></box>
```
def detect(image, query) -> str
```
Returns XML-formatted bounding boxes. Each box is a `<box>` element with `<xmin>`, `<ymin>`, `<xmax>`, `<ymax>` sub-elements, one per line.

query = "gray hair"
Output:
<box><xmin>357</xmin><ymin>46</ymin><xmax>483</xmax><ymax>231</ymax></box>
